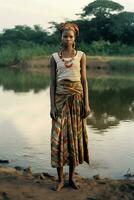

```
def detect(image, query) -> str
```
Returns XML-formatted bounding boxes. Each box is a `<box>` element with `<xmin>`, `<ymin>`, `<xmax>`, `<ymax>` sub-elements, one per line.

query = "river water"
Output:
<box><xmin>0</xmin><ymin>68</ymin><xmax>134</xmax><ymax>179</ymax></box>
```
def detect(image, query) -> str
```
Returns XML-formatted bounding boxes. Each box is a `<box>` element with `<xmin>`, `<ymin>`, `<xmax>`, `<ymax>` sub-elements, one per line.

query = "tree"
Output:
<box><xmin>76</xmin><ymin>0</ymin><xmax>124</xmax><ymax>40</ymax></box>
<box><xmin>79</xmin><ymin>0</ymin><xmax>124</xmax><ymax>19</ymax></box>
<box><xmin>0</xmin><ymin>25</ymin><xmax>49</xmax><ymax>46</ymax></box>
<box><xmin>109</xmin><ymin>12</ymin><xmax>134</xmax><ymax>44</ymax></box>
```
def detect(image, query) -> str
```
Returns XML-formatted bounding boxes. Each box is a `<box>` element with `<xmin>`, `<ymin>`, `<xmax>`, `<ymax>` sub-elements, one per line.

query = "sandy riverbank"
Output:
<box><xmin>9</xmin><ymin>55</ymin><xmax>134</xmax><ymax>75</ymax></box>
<box><xmin>0</xmin><ymin>166</ymin><xmax>134</xmax><ymax>200</ymax></box>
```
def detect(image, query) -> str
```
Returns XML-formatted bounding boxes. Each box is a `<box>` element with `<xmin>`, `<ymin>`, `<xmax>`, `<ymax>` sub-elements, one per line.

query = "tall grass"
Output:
<box><xmin>0</xmin><ymin>46</ymin><xmax>15</xmax><ymax>66</ymax></box>
<box><xmin>16</xmin><ymin>46</ymin><xmax>45</xmax><ymax>63</ymax></box>
<box><xmin>78</xmin><ymin>40</ymin><xmax>134</xmax><ymax>56</ymax></box>
<box><xmin>0</xmin><ymin>40</ymin><xmax>134</xmax><ymax>67</ymax></box>
<box><xmin>0</xmin><ymin>43</ymin><xmax>60</xmax><ymax>67</ymax></box>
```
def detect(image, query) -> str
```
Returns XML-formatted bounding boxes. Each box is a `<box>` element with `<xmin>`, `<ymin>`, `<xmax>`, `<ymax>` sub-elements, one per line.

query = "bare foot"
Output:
<box><xmin>55</xmin><ymin>181</ymin><xmax>64</xmax><ymax>191</ymax></box>
<box><xmin>69</xmin><ymin>179</ymin><xmax>80</xmax><ymax>189</ymax></box>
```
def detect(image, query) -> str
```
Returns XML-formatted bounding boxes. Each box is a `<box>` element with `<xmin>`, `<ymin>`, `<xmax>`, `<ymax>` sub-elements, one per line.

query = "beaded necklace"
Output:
<box><xmin>59</xmin><ymin>49</ymin><xmax>77</xmax><ymax>68</ymax></box>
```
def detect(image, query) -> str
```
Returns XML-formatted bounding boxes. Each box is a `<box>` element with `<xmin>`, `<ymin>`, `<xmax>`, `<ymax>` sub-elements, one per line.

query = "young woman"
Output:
<box><xmin>50</xmin><ymin>22</ymin><xmax>90</xmax><ymax>191</ymax></box>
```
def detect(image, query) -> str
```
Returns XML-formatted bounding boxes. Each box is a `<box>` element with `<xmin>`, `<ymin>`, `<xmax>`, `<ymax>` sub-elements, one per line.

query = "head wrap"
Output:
<box><xmin>58</xmin><ymin>22</ymin><xmax>79</xmax><ymax>36</ymax></box>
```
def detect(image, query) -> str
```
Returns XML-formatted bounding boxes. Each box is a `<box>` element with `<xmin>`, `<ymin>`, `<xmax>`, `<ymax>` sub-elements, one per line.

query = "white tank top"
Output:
<box><xmin>52</xmin><ymin>51</ymin><xmax>84</xmax><ymax>82</ymax></box>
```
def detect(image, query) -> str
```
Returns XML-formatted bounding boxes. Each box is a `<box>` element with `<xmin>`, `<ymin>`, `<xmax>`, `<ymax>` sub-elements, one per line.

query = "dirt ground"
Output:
<box><xmin>0</xmin><ymin>166</ymin><xmax>134</xmax><ymax>200</ymax></box>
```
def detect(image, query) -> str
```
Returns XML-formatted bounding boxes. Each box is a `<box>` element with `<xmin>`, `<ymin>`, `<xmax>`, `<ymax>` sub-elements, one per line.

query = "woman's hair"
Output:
<box><xmin>58</xmin><ymin>22</ymin><xmax>79</xmax><ymax>36</ymax></box>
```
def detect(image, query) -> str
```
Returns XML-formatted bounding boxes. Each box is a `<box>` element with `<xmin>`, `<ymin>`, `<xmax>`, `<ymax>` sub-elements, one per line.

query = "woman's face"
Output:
<box><xmin>61</xmin><ymin>29</ymin><xmax>75</xmax><ymax>48</ymax></box>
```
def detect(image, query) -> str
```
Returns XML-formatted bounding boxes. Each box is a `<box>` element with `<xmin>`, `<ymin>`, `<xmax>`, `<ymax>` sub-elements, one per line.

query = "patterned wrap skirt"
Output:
<box><xmin>51</xmin><ymin>79</ymin><xmax>90</xmax><ymax>168</ymax></box>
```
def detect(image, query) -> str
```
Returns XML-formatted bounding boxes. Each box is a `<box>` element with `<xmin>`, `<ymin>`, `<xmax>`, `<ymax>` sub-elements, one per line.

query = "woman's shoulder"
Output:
<box><xmin>77</xmin><ymin>50</ymin><xmax>86</xmax><ymax>56</ymax></box>
<box><xmin>51</xmin><ymin>52</ymin><xmax>59</xmax><ymax>58</ymax></box>
<box><xmin>51</xmin><ymin>52</ymin><xmax>60</xmax><ymax>63</ymax></box>
<box><xmin>51</xmin><ymin>52</ymin><xmax>58</xmax><ymax>57</ymax></box>
<box><xmin>77</xmin><ymin>50</ymin><xmax>86</xmax><ymax>59</ymax></box>
<box><xmin>77</xmin><ymin>50</ymin><xmax>84</xmax><ymax>54</ymax></box>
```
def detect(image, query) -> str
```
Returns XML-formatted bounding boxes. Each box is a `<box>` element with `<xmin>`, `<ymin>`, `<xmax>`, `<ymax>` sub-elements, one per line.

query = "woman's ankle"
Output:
<box><xmin>59</xmin><ymin>180</ymin><xmax>64</xmax><ymax>183</ymax></box>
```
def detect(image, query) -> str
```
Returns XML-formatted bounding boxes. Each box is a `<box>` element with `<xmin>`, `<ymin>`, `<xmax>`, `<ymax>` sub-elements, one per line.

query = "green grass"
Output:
<box><xmin>0</xmin><ymin>44</ymin><xmax>60</xmax><ymax>67</ymax></box>
<box><xmin>0</xmin><ymin>40</ymin><xmax>134</xmax><ymax>72</ymax></box>
<box><xmin>0</xmin><ymin>46</ymin><xmax>15</xmax><ymax>66</ymax></box>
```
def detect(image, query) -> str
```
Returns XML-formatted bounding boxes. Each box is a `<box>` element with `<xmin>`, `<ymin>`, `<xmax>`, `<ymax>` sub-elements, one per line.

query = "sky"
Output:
<box><xmin>0</xmin><ymin>0</ymin><xmax>134</xmax><ymax>32</ymax></box>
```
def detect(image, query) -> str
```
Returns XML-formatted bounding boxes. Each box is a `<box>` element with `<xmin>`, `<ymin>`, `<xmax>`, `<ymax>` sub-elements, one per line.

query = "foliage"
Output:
<box><xmin>0</xmin><ymin>0</ymin><xmax>133</xmax><ymax>66</ymax></box>
<box><xmin>80</xmin><ymin>0</ymin><xmax>124</xmax><ymax>18</ymax></box>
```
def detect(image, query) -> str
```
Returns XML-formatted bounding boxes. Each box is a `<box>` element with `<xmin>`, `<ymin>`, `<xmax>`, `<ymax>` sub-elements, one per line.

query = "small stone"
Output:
<box><xmin>97</xmin><ymin>180</ymin><xmax>106</xmax><ymax>184</ymax></box>
<box><xmin>93</xmin><ymin>174</ymin><xmax>101</xmax><ymax>180</ymax></box>
<box><xmin>40</xmin><ymin>174</ymin><xmax>46</xmax><ymax>180</ymax></box>
<box><xmin>0</xmin><ymin>159</ymin><xmax>9</xmax><ymax>163</ymax></box>
<box><xmin>2</xmin><ymin>192</ymin><xmax>10</xmax><ymax>200</ymax></box>
<box><xmin>32</xmin><ymin>173</ymin><xmax>41</xmax><ymax>179</ymax></box>
<box><xmin>23</xmin><ymin>166</ymin><xmax>32</xmax><ymax>174</ymax></box>
<box><xmin>34</xmin><ymin>180</ymin><xmax>41</xmax><ymax>184</ymax></box>
<box><xmin>42</xmin><ymin>172</ymin><xmax>56</xmax><ymax>181</ymax></box>
<box><xmin>14</xmin><ymin>166</ymin><xmax>23</xmax><ymax>171</ymax></box>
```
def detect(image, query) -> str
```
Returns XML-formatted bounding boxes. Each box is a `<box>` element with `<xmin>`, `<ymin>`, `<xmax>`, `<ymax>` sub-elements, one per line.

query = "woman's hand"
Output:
<box><xmin>82</xmin><ymin>105</ymin><xmax>91</xmax><ymax>119</ymax></box>
<box><xmin>50</xmin><ymin>106</ymin><xmax>58</xmax><ymax>120</ymax></box>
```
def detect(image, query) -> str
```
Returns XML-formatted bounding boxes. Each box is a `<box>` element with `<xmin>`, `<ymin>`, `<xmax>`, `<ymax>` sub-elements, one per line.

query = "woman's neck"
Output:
<box><xmin>60</xmin><ymin>48</ymin><xmax>76</xmax><ymax>58</ymax></box>
<box><xmin>62</xmin><ymin>46</ymin><xmax>73</xmax><ymax>53</ymax></box>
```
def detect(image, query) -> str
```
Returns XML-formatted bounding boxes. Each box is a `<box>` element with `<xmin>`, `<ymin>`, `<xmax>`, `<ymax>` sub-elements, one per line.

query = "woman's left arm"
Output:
<box><xmin>80</xmin><ymin>52</ymin><xmax>91</xmax><ymax>118</ymax></box>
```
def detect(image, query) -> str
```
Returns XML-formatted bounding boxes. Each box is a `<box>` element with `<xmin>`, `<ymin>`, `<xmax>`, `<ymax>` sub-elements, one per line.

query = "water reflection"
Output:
<box><xmin>0</xmin><ymin>85</ymin><xmax>51</xmax><ymax>172</ymax></box>
<box><xmin>0</xmin><ymin>68</ymin><xmax>50</xmax><ymax>92</ymax></box>
<box><xmin>0</xmin><ymin>85</ymin><xmax>50</xmax><ymax>143</ymax></box>
<box><xmin>0</xmin><ymin>68</ymin><xmax>134</xmax><ymax>131</ymax></box>
<box><xmin>88</xmin><ymin>75</ymin><xmax>134</xmax><ymax>130</ymax></box>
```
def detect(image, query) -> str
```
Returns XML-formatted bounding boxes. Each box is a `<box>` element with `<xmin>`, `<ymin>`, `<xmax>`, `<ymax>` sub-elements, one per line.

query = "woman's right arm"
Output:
<box><xmin>50</xmin><ymin>56</ymin><xmax>58</xmax><ymax>120</ymax></box>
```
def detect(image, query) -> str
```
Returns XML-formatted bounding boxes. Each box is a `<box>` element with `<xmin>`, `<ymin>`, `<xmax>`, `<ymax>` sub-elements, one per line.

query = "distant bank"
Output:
<box><xmin>9</xmin><ymin>55</ymin><xmax>134</xmax><ymax>74</ymax></box>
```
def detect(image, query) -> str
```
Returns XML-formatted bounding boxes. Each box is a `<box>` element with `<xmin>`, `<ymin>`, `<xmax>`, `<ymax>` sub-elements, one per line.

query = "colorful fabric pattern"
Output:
<box><xmin>51</xmin><ymin>80</ymin><xmax>90</xmax><ymax>168</ymax></box>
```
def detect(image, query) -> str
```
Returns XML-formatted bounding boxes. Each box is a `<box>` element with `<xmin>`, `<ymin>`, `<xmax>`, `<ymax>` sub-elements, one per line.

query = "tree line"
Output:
<box><xmin>0</xmin><ymin>0</ymin><xmax>134</xmax><ymax>68</ymax></box>
<box><xmin>0</xmin><ymin>0</ymin><xmax>133</xmax><ymax>47</ymax></box>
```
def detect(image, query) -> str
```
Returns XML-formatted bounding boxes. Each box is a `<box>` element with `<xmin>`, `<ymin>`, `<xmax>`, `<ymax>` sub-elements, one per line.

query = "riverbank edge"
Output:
<box><xmin>8</xmin><ymin>55</ymin><xmax>134</xmax><ymax>72</ymax></box>
<box><xmin>0</xmin><ymin>166</ymin><xmax>134</xmax><ymax>200</ymax></box>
